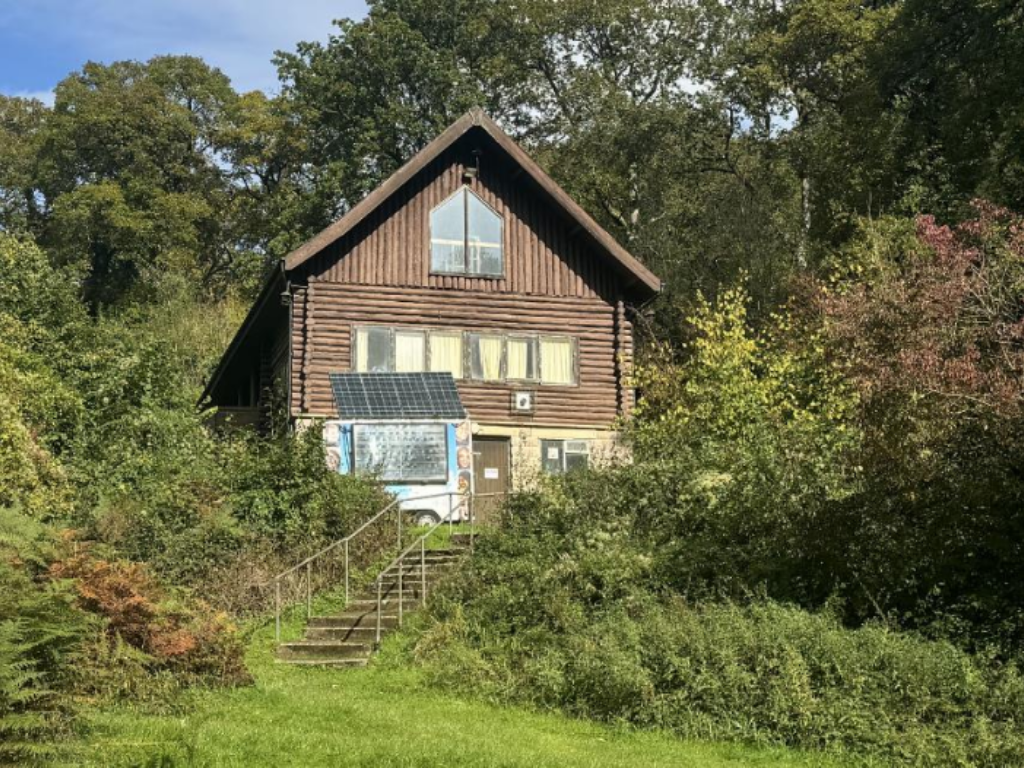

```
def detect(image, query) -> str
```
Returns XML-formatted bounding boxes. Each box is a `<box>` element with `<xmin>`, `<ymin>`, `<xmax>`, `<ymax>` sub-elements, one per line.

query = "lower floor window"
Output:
<box><xmin>541</xmin><ymin>439</ymin><xmax>590</xmax><ymax>474</ymax></box>
<box><xmin>354</xmin><ymin>423</ymin><xmax>448</xmax><ymax>482</ymax></box>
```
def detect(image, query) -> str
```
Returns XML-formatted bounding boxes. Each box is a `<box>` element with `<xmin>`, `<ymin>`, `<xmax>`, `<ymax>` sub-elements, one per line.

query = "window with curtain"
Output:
<box><xmin>469</xmin><ymin>334</ymin><xmax>504</xmax><ymax>380</ymax></box>
<box><xmin>356</xmin><ymin>327</ymin><xmax>393</xmax><ymax>373</ymax></box>
<box><xmin>430</xmin><ymin>187</ymin><xmax>503</xmax><ymax>276</ymax></box>
<box><xmin>354</xmin><ymin>326</ymin><xmax>576</xmax><ymax>385</ymax></box>
<box><xmin>506</xmin><ymin>337</ymin><xmax>536</xmax><ymax>381</ymax></box>
<box><xmin>394</xmin><ymin>331</ymin><xmax>426</xmax><ymax>372</ymax></box>
<box><xmin>540</xmin><ymin>337</ymin><xmax>575</xmax><ymax>385</ymax></box>
<box><xmin>429</xmin><ymin>332</ymin><xmax>463</xmax><ymax>378</ymax></box>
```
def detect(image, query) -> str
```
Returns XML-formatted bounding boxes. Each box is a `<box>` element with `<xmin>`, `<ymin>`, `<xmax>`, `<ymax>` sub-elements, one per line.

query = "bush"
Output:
<box><xmin>415</xmin><ymin>489</ymin><xmax>1024</xmax><ymax>766</ymax></box>
<box><xmin>0</xmin><ymin>509</ymin><xmax>97</xmax><ymax>765</ymax></box>
<box><xmin>49</xmin><ymin>546</ymin><xmax>250</xmax><ymax>695</ymax></box>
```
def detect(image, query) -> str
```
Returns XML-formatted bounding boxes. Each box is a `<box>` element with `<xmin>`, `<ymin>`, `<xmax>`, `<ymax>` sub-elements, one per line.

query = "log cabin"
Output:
<box><xmin>201</xmin><ymin>108</ymin><xmax>660</xmax><ymax>513</ymax></box>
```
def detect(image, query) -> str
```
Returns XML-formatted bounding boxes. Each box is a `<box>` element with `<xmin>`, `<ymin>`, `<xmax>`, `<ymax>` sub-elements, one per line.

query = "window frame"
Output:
<box><xmin>354</xmin><ymin>325</ymin><xmax>397</xmax><ymax>374</ymax></box>
<box><xmin>538</xmin><ymin>335</ymin><xmax>579</xmax><ymax>386</ymax></box>
<box><xmin>429</xmin><ymin>186</ymin><xmax>505</xmax><ymax>279</ymax></box>
<box><xmin>504</xmin><ymin>334</ymin><xmax>538</xmax><ymax>384</ymax></box>
<box><xmin>540</xmin><ymin>439</ymin><xmax>590</xmax><ymax>475</ymax></box>
<box><xmin>466</xmin><ymin>332</ymin><xmax>507</xmax><ymax>382</ymax></box>
<box><xmin>427</xmin><ymin>329</ymin><xmax>465</xmax><ymax>379</ymax></box>
<box><xmin>351</xmin><ymin>325</ymin><xmax>579</xmax><ymax>388</ymax></box>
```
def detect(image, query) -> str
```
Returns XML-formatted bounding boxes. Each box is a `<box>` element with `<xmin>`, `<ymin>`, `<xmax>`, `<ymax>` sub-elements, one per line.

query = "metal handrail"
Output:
<box><xmin>372</xmin><ymin>491</ymin><xmax>507</xmax><ymax>644</ymax></box>
<box><xmin>271</xmin><ymin>488</ymin><xmax>482</xmax><ymax>642</ymax></box>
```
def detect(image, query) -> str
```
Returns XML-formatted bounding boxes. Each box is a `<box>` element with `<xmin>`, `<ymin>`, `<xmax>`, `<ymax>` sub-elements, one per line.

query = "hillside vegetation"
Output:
<box><xmin>2</xmin><ymin>1</ymin><xmax>1024</xmax><ymax>765</ymax></box>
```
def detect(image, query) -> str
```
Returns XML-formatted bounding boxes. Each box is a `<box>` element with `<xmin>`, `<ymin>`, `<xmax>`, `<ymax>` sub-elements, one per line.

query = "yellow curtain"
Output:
<box><xmin>541</xmin><ymin>338</ymin><xmax>574</xmax><ymax>385</ymax></box>
<box><xmin>507</xmin><ymin>338</ymin><xmax>530</xmax><ymax>380</ymax></box>
<box><xmin>478</xmin><ymin>336</ymin><xmax>503</xmax><ymax>380</ymax></box>
<box><xmin>429</xmin><ymin>333</ymin><xmax>463</xmax><ymax>378</ymax></box>
<box><xmin>394</xmin><ymin>332</ymin><xmax>425</xmax><ymax>372</ymax></box>
<box><xmin>356</xmin><ymin>328</ymin><xmax>370</xmax><ymax>372</ymax></box>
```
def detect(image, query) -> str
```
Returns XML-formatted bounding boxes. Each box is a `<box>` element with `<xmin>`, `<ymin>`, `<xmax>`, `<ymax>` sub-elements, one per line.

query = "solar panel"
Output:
<box><xmin>329</xmin><ymin>372</ymin><xmax>467</xmax><ymax>420</ymax></box>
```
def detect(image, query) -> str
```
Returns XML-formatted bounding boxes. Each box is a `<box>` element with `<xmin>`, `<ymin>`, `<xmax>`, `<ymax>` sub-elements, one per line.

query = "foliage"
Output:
<box><xmin>71</xmin><ymin>631</ymin><xmax>837</xmax><ymax>768</ymax></box>
<box><xmin>0</xmin><ymin>508</ymin><xmax>97</xmax><ymax>764</ymax></box>
<box><xmin>416</xmin><ymin>492</ymin><xmax>1024</xmax><ymax>766</ymax></box>
<box><xmin>813</xmin><ymin>205</ymin><xmax>1024</xmax><ymax>648</ymax></box>
<box><xmin>628</xmin><ymin>285</ymin><xmax>861</xmax><ymax>598</ymax></box>
<box><xmin>50</xmin><ymin>547</ymin><xmax>250</xmax><ymax>694</ymax></box>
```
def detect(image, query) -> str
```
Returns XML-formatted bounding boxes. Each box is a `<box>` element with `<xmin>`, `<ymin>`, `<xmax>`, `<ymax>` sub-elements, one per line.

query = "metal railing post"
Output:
<box><xmin>448</xmin><ymin>492</ymin><xmax>454</xmax><ymax>539</ymax></box>
<box><xmin>275</xmin><ymin>578</ymin><xmax>281</xmax><ymax>643</ymax></box>
<box><xmin>397</xmin><ymin>503</ymin><xmax>403</xmax><ymax>552</ymax></box>
<box><xmin>306</xmin><ymin>561</ymin><xmax>312</xmax><ymax>619</ymax></box>
<box><xmin>421</xmin><ymin>538</ymin><xmax>427</xmax><ymax>604</ymax></box>
<box><xmin>375</xmin><ymin>579</ymin><xmax>382</xmax><ymax>645</ymax></box>
<box><xmin>398</xmin><ymin>556</ymin><xmax>404</xmax><ymax>627</ymax></box>
<box><xmin>344</xmin><ymin>538</ymin><xmax>350</xmax><ymax>605</ymax></box>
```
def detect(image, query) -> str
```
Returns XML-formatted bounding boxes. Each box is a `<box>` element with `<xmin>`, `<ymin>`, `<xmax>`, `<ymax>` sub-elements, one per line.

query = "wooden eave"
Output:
<box><xmin>198</xmin><ymin>267</ymin><xmax>285</xmax><ymax>407</ymax></box>
<box><xmin>283</xmin><ymin>107</ymin><xmax>662</xmax><ymax>296</ymax></box>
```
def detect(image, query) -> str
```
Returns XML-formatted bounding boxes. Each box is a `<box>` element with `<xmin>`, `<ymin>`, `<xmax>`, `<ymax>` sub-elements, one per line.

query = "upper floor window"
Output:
<box><xmin>430</xmin><ymin>187</ymin><xmax>503</xmax><ymax>277</ymax></box>
<box><xmin>354</xmin><ymin>325</ymin><xmax>577</xmax><ymax>386</ymax></box>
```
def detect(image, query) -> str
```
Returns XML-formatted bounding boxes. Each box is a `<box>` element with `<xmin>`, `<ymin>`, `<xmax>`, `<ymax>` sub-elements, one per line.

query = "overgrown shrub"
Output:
<box><xmin>50</xmin><ymin>546</ymin><xmax>250</xmax><ymax>695</ymax></box>
<box><xmin>416</xmin><ymin>493</ymin><xmax>1024</xmax><ymax>766</ymax></box>
<box><xmin>0</xmin><ymin>509</ymin><xmax>96</xmax><ymax>764</ymax></box>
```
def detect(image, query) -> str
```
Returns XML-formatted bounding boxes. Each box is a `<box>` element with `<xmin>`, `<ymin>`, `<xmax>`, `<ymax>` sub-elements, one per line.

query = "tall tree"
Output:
<box><xmin>277</xmin><ymin>0</ymin><xmax>808</xmax><ymax>331</ymax></box>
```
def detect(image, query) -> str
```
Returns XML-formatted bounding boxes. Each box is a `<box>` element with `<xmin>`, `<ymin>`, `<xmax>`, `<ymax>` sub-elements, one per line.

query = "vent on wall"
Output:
<box><xmin>511</xmin><ymin>391</ymin><xmax>535</xmax><ymax>413</ymax></box>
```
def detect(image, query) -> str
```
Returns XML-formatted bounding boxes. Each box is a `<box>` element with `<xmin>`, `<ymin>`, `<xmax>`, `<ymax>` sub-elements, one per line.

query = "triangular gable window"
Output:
<box><xmin>430</xmin><ymin>187</ymin><xmax>503</xmax><ymax>277</ymax></box>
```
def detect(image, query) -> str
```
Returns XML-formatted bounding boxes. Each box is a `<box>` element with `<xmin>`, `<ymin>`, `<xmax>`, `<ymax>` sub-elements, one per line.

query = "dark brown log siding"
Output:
<box><xmin>301</xmin><ymin>145</ymin><xmax>619</xmax><ymax>301</ymax></box>
<box><xmin>292</xmin><ymin>283</ymin><xmax>620</xmax><ymax>427</ymax></box>
<box><xmin>289</xmin><ymin>140</ymin><xmax>641</xmax><ymax>427</ymax></box>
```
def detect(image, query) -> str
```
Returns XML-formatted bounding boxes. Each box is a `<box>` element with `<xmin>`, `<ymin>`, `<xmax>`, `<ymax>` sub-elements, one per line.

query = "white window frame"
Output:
<box><xmin>540</xmin><ymin>439</ymin><xmax>590</xmax><ymax>475</ymax></box>
<box><xmin>429</xmin><ymin>186</ymin><xmax>505</xmax><ymax>279</ymax></box>
<box><xmin>352</xmin><ymin>325</ymin><xmax>579</xmax><ymax>387</ymax></box>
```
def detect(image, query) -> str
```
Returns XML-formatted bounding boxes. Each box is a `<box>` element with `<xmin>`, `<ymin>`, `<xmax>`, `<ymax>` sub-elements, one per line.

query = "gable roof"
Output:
<box><xmin>283</xmin><ymin>107</ymin><xmax>661</xmax><ymax>295</ymax></box>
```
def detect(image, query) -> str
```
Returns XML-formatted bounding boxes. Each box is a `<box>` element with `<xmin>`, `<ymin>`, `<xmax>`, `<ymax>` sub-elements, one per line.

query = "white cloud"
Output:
<box><xmin>1</xmin><ymin>0</ymin><xmax>366</xmax><ymax>94</ymax></box>
<box><xmin>5</xmin><ymin>89</ymin><xmax>56</xmax><ymax>106</ymax></box>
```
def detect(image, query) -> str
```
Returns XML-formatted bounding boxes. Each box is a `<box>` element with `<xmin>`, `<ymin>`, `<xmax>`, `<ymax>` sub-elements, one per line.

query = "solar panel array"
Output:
<box><xmin>329</xmin><ymin>372</ymin><xmax>467</xmax><ymax>420</ymax></box>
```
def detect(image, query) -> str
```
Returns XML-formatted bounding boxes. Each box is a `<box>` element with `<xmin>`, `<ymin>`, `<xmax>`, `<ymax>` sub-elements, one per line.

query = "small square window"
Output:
<box><xmin>541</xmin><ymin>439</ymin><xmax>590</xmax><ymax>474</ymax></box>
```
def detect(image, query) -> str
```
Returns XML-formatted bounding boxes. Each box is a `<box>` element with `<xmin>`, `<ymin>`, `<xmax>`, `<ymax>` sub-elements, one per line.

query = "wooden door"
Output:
<box><xmin>472</xmin><ymin>436</ymin><xmax>510</xmax><ymax>524</ymax></box>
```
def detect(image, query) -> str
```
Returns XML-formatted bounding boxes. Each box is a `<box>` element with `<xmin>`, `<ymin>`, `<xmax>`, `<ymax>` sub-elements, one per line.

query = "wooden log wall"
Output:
<box><xmin>302</xmin><ymin>144</ymin><xmax>620</xmax><ymax>301</ymax></box>
<box><xmin>290</xmin><ymin>286</ymin><xmax>308</xmax><ymax>416</ymax></box>
<box><xmin>292</xmin><ymin>282</ymin><xmax>621</xmax><ymax>427</ymax></box>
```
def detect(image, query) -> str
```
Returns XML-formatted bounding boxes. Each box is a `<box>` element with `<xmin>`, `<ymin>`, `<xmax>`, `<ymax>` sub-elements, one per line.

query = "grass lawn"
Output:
<box><xmin>69</xmin><ymin>619</ymin><xmax>853</xmax><ymax>768</ymax></box>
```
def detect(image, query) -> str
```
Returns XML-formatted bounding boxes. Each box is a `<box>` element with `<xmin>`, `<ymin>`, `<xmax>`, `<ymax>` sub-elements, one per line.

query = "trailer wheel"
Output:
<box><xmin>412</xmin><ymin>510</ymin><xmax>441</xmax><ymax>527</ymax></box>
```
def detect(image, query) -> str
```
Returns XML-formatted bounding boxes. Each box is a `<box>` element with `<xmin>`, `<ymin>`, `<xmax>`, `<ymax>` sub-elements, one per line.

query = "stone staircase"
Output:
<box><xmin>276</xmin><ymin>544</ymin><xmax>467</xmax><ymax>667</ymax></box>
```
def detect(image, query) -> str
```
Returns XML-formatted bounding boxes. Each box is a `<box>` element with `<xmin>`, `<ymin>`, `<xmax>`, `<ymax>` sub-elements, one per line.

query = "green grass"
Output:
<box><xmin>68</xmin><ymin>621</ymin><xmax>855</xmax><ymax>768</ymax></box>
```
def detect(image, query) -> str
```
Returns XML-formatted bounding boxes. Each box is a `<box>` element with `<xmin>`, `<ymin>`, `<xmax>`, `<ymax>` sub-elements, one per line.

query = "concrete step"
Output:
<box><xmin>379</xmin><ymin>560</ymin><xmax>457</xmax><ymax>574</ymax></box>
<box><xmin>276</xmin><ymin>657</ymin><xmax>369</xmax><ymax>667</ymax></box>
<box><xmin>335</xmin><ymin>598</ymin><xmax>416</xmax><ymax>612</ymax></box>
<box><xmin>278</xmin><ymin>641</ymin><xmax>373</xmax><ymax>661</ymax></box>
<box><xmin>374</xmin><ymin>578</ymin><xmax>444</xmax><ymax>592</ymax></box>
<box><xmin>305</xmin><ymin>625</ymin><xmax>386</xmax><ymax>642</ymax></box>
<box><xmin>308</xmin><ymin>611</ymin><xmax>403</xmax><ymax>630</ymax></box>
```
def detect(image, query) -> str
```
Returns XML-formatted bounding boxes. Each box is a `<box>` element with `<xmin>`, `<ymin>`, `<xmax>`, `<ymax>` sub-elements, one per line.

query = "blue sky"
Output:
<box><xmin>0</xmin><ymin>1</ymin><xmax>367</xmax><ymax>102</ymax></box>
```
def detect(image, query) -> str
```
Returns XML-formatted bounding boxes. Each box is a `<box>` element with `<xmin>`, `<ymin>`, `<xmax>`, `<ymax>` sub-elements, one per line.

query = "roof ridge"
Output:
<box><xmin>281</xmin><ymin>109</ymin><xmax>660</xmax><ymax>295</ymax></box>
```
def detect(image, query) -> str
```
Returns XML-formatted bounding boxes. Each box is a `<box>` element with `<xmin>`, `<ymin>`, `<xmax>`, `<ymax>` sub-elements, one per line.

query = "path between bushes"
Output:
<box><xmin>72</xmin><ymin>622</ymin><xmax>851</xmax><ymax>767</ymax></box>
